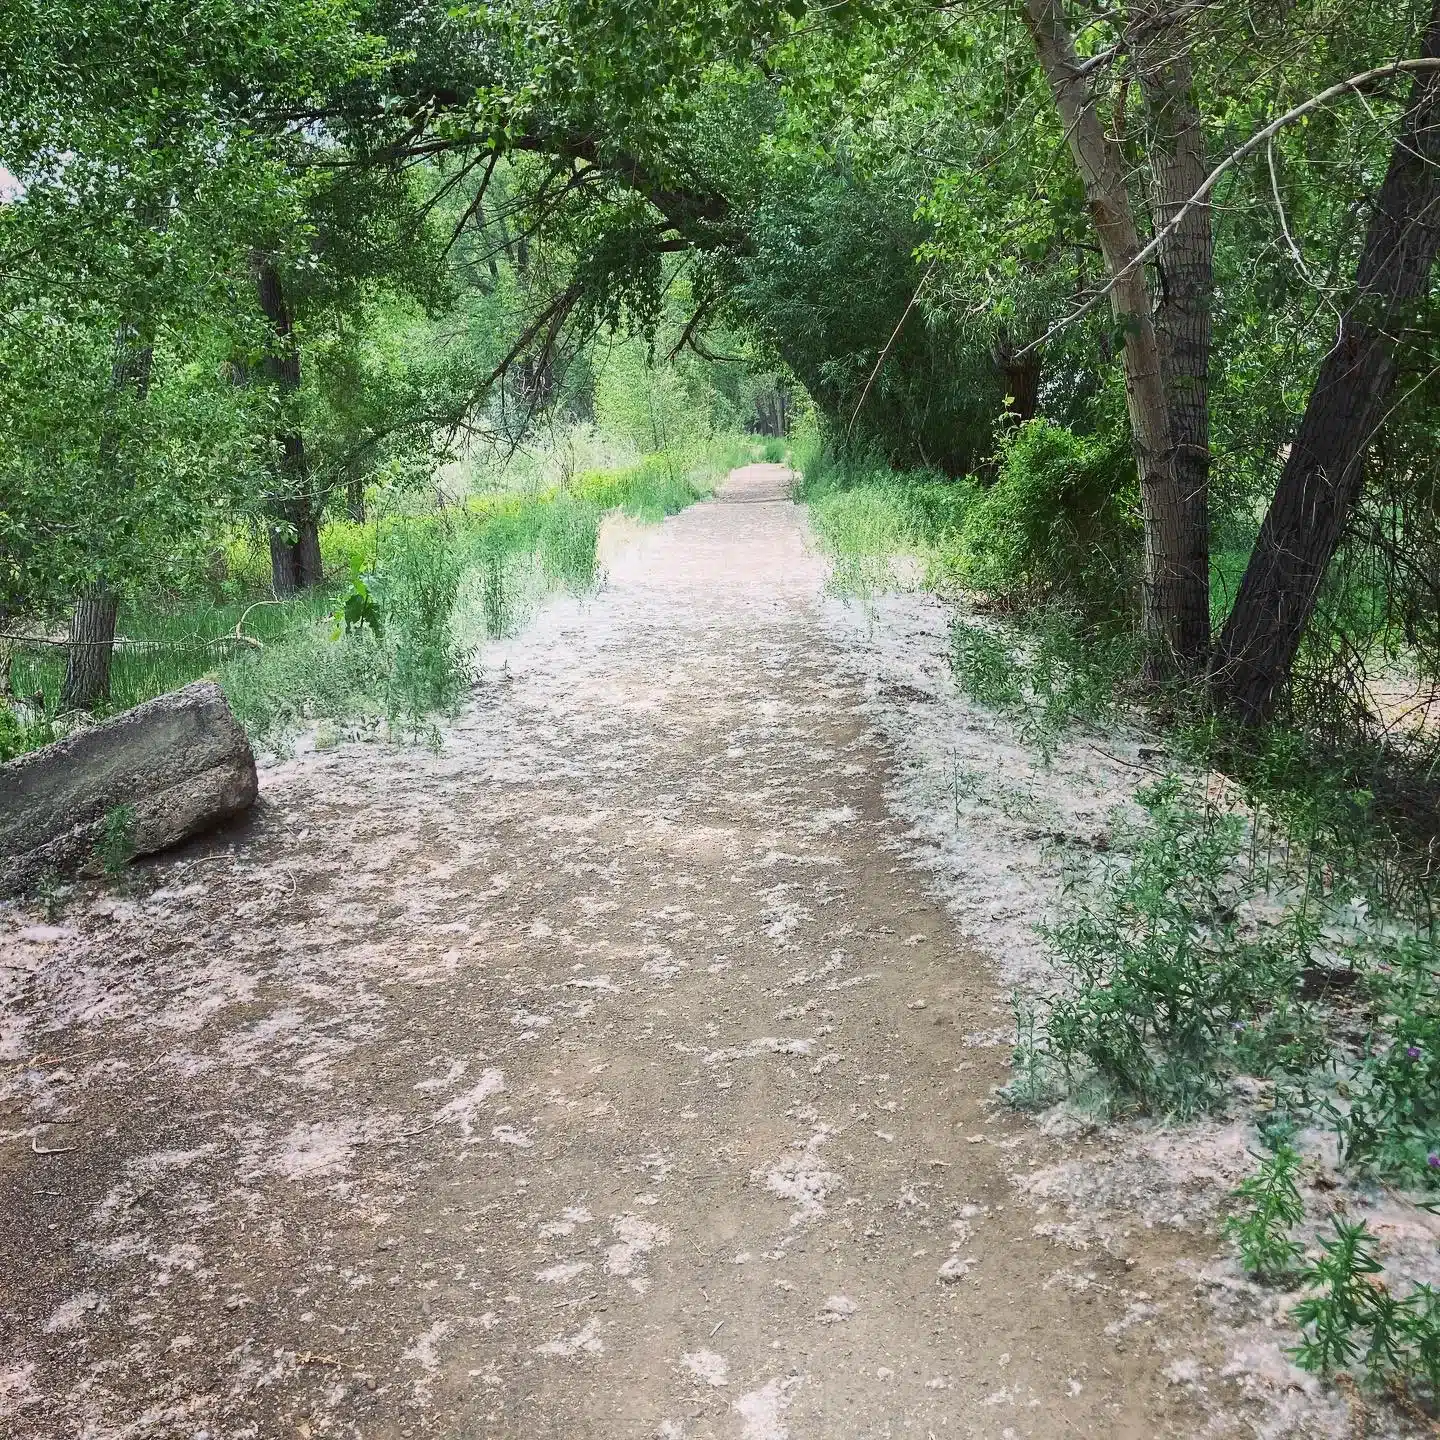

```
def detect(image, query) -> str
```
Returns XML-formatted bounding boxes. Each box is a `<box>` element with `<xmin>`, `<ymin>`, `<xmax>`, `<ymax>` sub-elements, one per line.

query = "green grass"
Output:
<box><xmin>4</xmin><ymin>439</ymin><xmax>745</xmax><ymax>755</ymax></box>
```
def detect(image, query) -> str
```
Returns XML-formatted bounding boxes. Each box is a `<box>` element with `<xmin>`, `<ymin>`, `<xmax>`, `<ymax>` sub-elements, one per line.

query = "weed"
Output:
<box><xmin>761</xmin><ymin>437</ymin><xmax>786</xmax><ymax>463</ymax></box>
<box><xmin>1029</xmin><ymin>778</ymin><xmax>1314</xmax><ymax>1116</ymax></box>
<box><xmin>949</xmin><ymin>609</ymin><xmax>1139</xmax><ymax>760</ymax></box>
<box><xmin>1333</xmin><ymin>935</ymin><xmax>1440</xmax><ymax>1188</ymax></box>
<box><xmin>1223</xmin><ymin>1144</ymin><xmax>1306</xmax><ymax>1281</ymax></box>
<box><xmin>31</xmin><ymin>868</ymin><xmax>67</xmax><ymax>920</ymax></box>
<box><xmin>221</xmin><ymin>625</ymin><xmax>387</xmax><ymax>747</ymax></box>
<box><xmin>0</xmin><ymin>702</ymin><xmax>52</xmax><ymax>762</ymax></box>
<box><xmin>1291</xmin><ymin>1216</ymin><xmax>1440</xmax><ymax>1409</ymax></box>
<box><xmin>949</xmin><ymin>621</ymin><xmax>1022</xmax><ymax>708</ymax></box>
<box><xmin>1007</xmin><ymin>994</ymin><xmax>1061</xmax><ymax>1109</ymax></box>
<box><xmin>330</xmin><ymin>558</ymin><xmax>383</xmax><ymax>640</ymax></box>
<box><xmin>384</xmin><ymin>522</ymin><xmax>469</xmax><ymax>726</ymax></box>
<box><xmin>536</xmin><ymin>493</ymin><xmax>601</xmax><ymax>588</ymax></box>
<box><xmin>480</xmin><ymin>551</ymin><xmax>512</xmax><ymax>639</ymax></box>
<box><xmin>96</xmin><ymin>804</ymin><xmax>136</xmax><ymax>876</ymax></box>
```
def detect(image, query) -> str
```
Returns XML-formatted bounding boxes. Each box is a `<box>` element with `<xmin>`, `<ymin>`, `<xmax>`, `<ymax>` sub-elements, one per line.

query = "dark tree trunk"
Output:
<box><xmin>346</xmin><ymin>459</ymin><xmax>367</xmax><ymax>523</ymax></box>
<box><xmin>63</xmin><ymin>319</ymin><xmax>153</xmax><ymax>706</ymax></box>
<box><xmin>252</xmin><ymin>255</ymin><xmax>320</xmax><ymax>595</ymax></box>
<box><xmin>1132</xmin><ymin>0</ymin><xmax>1213</xmax><ymax>670</ymax></box>
<box><xmin>992</xmin><ymin>334</ymin><xmax>1042</xmax><ymax>424</ymax></box>
<box><xmin>1209</xmin><ymin>0</ymin><xmax>1440</xmax><ymax>723</ymax></box>
<box><xmin>60</xmin><ymin>583</ymin><xmax>121</xmax><ymax>711</ymax></box>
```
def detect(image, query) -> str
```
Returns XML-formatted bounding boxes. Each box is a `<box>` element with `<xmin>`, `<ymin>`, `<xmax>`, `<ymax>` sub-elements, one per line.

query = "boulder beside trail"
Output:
<box><xmin>0</xmin><ymin>681</ymin><xmax>257</xmax><ymax>896</ymax></box>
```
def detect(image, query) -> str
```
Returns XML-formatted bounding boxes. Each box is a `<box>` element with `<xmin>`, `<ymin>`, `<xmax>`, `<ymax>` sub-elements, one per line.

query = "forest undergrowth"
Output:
<box><xmin>2</xmin><ymin>436</ymin><xmax>751</xmax><ymax>759</ymax></box>
<box><xmin>800</xmin><ymin>425</ymin><xmax>1440</xmax><ymax>1419</ymax></box>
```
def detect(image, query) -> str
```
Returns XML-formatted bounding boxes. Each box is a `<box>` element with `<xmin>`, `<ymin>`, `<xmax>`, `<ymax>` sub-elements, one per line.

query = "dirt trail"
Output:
<box><xmin>4</xmin><ymin>465</ymin><xmax>1250</xmax><ymax>1437</ymax></box>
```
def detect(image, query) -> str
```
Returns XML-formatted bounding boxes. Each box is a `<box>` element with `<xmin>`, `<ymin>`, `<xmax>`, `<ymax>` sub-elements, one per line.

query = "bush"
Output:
<box><xmin>1223</xmin><ymin>1144</ymin><xmax>1306</xmax><ymax>1281</ymax></box>
<box><xmin>1292</xmin><ymin>1217</ymin><xmax>1440</xmax><ymax>1408</ymax></box>
<box><xmin>537</xmin><ymin>493</ymin><xmax>601</xmax><ymax>588</ymax></box>
<box><xmin>1025</xmin><ymin>777</ymin><xmax>1316</xmax><ymax>1116</ymax></box>
<box><xmin>951</xmin><ymin>419</ymin><xmax>1138</xmax><ymax>620</ymax></box>
<box><xmin>950</xmin><ymin>606</ymin><xmax>1139</xmax><ymax>756</ymax></box>
<box><xmin>221</xmin><ymin>625</ymin><xmax>388</xmax><ymax>742</ymax></box>
<box><xmin>1335</xmin><ymin>936</ymin><xmax>1440</xmax><ymax>1187</ymax></box>
<box><xmin>382</xmin><ymin>521</ymin><xmax>469</xmax><ymax>725</ymax></box>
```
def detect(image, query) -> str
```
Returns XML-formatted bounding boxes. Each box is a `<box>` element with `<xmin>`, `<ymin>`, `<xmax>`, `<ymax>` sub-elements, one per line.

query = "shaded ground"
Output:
<box><xmin>4</xmin><ymin>465</ymin><xmax>1274</xmax><ymax>1437</ymax></box>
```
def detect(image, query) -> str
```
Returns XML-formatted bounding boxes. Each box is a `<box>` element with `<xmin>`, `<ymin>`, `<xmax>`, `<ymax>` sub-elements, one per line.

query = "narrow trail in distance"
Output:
<box><xmin>3</xmin><ymin>465</ymin><xmax>1246</xmax><ymax>1438</ymax></box>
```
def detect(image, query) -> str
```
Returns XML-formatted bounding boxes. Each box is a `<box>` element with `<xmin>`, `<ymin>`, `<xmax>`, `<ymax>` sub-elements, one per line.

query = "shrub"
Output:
<box><xmin>1028</xmin><ymin>777</ymin><xmax>1315</xmax><ymax>1115</ymax></box>
<box><xmin>1291</xmin><ymin>1216</ymin><xmax>1440</xmax><ymax>1409</ymax></box>
<box><xmin>1334</xmin><ymin>935</ymin><xmax>1440</xmax><ymax>1188</ymax></box>
<box><xmin>221</xmin><ymin>625</ymin><xmax>387</xmax><ymax>743</ymax></box>
<box><xmin>383</xmin><ymin>521</ymin><xmax>469</xmax><ymax>724</ymax></box>
<box><xmin>537</xmin><ymin>493</ymin><xmax>601</xmax><ymax>587</ymax></box>
<box><xmin>952</xmin><ymin>418</ymin><xmax>1138</xmax><ymax>620</ymax></box>
<box><xmin>949</xmin><ymin>606</ymin><xmax>1140</xmax><ymax>758</ymax></box>
<box><xmin>1223</xmin><ymin>1144</ymin><xmax>1306</xmax><ymax>1281</ymax></box>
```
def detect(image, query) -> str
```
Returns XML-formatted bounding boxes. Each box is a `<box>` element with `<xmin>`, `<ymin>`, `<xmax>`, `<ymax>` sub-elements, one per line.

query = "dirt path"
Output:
<box><xmin>4</xmin><ymin>465</ymin><xmax>1254</xmax><ymax>1438</ymax></box>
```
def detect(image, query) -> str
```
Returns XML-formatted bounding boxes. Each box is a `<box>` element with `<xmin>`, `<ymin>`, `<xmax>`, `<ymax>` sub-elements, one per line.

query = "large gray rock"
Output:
<box><xmin>0</xmin><ymin>681</ymin><xmax>257</xmax><ymax>895</ymax></box>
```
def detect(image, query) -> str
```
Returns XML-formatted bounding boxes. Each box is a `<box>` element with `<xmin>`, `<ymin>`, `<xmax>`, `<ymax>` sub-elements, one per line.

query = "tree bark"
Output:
<box><xmin>62</xmin><ymin>319</ymin><xmax>154</xmax><ymax>709</ymax></box>
<box><xmin>1</xmin><ymin>680</ymin><xmax>258</xmax><ymax>896</ymax></box>
<box><xmin>992</xmin><ymin>332</ymin><xmax>1042</xmax><ymax>424</ymax></box>
<box><xmin>1021</xmin><ymin>0</ymin><xmax>1209</xmax><ymax>676</ymax></box>
<box><xmin>252</xmin><ymin>255</ymin><xmax>321</xmax><ymax>595</ymax></box>
<box><xmin>1208</xmin><ymin>0</ymin><xmax>1440</xmax><ymax>723</ymax></box>
<box><xmin>60</xmin><ymin>582</ymin><xmax>121</xmax><ymax>711</ymax></box>
<box><xmin>1131</xmin><ymin>0</ymin><xmax>1213</xmax><ymax>665</ymax></box>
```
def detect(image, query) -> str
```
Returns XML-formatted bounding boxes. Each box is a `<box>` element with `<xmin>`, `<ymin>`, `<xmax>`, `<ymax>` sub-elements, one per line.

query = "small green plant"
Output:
<box><xmin>1028</xmin><ymin>777</ymin><xmax>1314</xmax><ymax>1115</ymax></box>
<box><xmin>536</xmin><ymin>494</ymin><xmax>600</xmax><ymax>588</ymax></box>
<box><xmin>0</xmin><ymin>701</ymin><xmax>53</xmax><ymax>762</ymax></box>
<box><xmin>761</xmin><ymin>436</ymin><xmax>786</xmax><ymax>463</ymax></box>
<box><xmin>384</xmin><ymin>522</ymin><xmax>470</xmax><ymax>724</ymax></box>
<box><xmin>97</xmin><ymin>803</ymin><xmax>136</xmax><ymax>876</ymax></box>
<box><xmin>950</xmin><ymin>620</ymin><xmax>1022</xmax><ymax>708</ymax></box>
<box><xmin>1006</xmin><ymin>994</ymin><xmax>1060</xmax><ymax>1109</ymax></box>
<box><xmin>1223</xmin><ymin>1145</ymin><xmax>1306</xmax><ymax>1281</ymax></box>
<box><xmin>1291</xmin><ymin>1216</ymin><xmax>1440</xmax><ymax>1408</ymax></box>
<box><xmin>330</xmin><ymin>557</ymin><xmax>383</xmax><ymax>640</ymax></box>
<box><xmin>949</xmin><ymin>609</ymin><xmax>1138</xmax><ymax>760</ymax></box>
<box><xmin>1332</xmin><ymin>936</ymin><xmax>1440</xmax><ymax>1188</ymax></box>
<box><xmin>480</xmin><ymin>550</ymin><xmax>511</xmax><ymax>639</ymax></box>
<box><xmin>32</xmin><ymin>867</ymin><xmax>67</xmax><ymax>920</ymax></box>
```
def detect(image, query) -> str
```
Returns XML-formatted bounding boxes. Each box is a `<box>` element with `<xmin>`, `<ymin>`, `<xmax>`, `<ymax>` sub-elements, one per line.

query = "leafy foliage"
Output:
<box><xmin>1224</xmin><ymin>1145</ymin><xmax>1307</xmax><ymax>1281</ymax></box>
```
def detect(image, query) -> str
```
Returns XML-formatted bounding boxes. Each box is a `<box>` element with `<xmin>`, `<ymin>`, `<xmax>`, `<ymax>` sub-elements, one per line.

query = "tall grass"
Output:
<box><xmin>4</xmin><ymin>439</ymin><xmax>751</xmax><ymax>757</ymax></box>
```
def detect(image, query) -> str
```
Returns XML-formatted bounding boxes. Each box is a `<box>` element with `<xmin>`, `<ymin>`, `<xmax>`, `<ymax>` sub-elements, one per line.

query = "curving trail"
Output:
<box><xmin>3</xmin><ymin>466</ymin><xmax>1239</xmax><ymax>1438</ymax></box>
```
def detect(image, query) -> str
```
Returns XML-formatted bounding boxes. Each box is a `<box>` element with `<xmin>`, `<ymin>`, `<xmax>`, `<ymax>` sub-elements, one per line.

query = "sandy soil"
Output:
<box><xmin>0</xmin><ymin>465</ymin><xmax>1384</xmax><ymax>1438</ymax></box>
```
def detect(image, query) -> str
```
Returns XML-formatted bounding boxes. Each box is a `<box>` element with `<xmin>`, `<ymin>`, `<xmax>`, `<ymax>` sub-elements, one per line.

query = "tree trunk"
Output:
<box><xmin>1131</xmin><ymin>0</ymin><xmax>1213</xmax><ymax>666</ymax></box>
<box><xmin>1021</xmin><ymin>0</ymin><xmax>1209</xmax><ymax>677</ymax></box>
<box><xmin>63</xmin><ymin>318</ymin><xmax>154</xmax><ymax>708</ymax></box>
<box><xmin>346</xmin><ymin>456</ymin><xmax>367</xmax><ymax>522</ymax></box>
<box><xmin>992</xmin><ymin>332</ymin><xmax>1042</xmax><ymax>424</ymax></box>
<box><xmin>1208</xmin><ymin>0</ymin><xmax>1440</xmax><ymax>723</ymax></box>
<box><xmin>252</xmin><ymin>256</ymin><xmax>320</xmax><ymax>595</ymax></box>
<box><xmin>1</xmin><ymin>680</ymin><xmax>258</xmax><ymax>897</ymax></box>
<box><xmin>60</xmin><ymin>583</ymin><xmax>121</xmax><ymax>711</ymax></box>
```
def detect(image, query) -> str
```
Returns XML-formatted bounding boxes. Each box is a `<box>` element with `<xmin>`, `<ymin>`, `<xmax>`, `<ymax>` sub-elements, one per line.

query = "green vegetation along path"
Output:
<box><xmin>4</xmin><ymin>465</ymin><xmax>1247</xmax><ymax>1437</ymax></box>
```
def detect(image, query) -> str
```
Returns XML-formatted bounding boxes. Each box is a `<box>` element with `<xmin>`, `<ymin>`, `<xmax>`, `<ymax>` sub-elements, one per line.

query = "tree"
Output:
<box><xmin>1020</xmin><ymin>0</ymin><xmax>1211</xmax><ymax>676</ymax></box>
<box><xmin>1209</xmin><ymin>0</ymin><xmax>1440</xmax><ymax>721</ymax></box>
